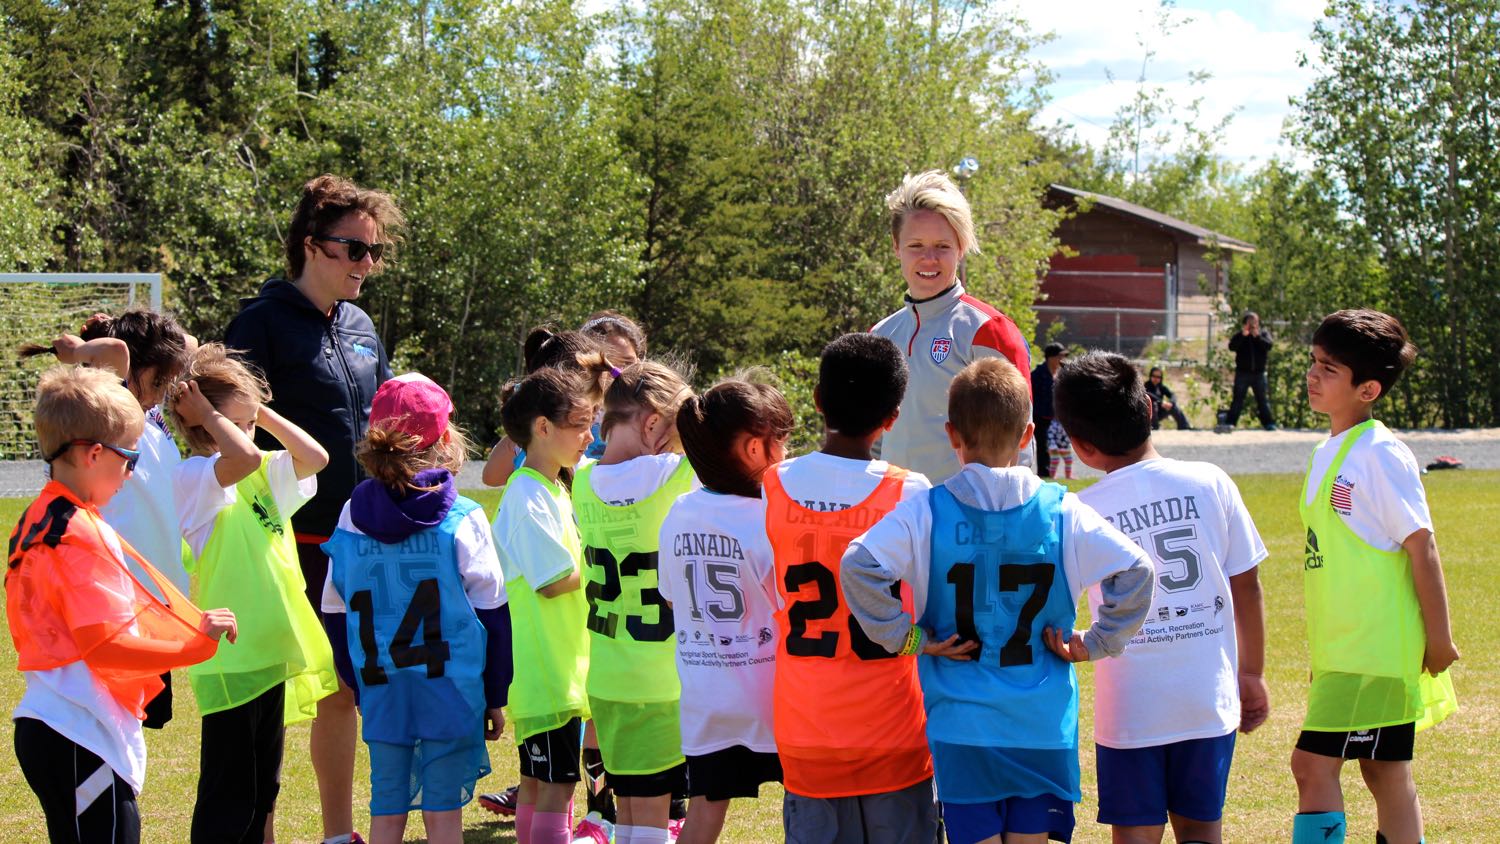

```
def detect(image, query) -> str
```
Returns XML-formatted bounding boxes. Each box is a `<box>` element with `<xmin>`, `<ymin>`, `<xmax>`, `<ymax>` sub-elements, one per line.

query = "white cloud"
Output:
<box><xmin>1010</xmin><ymin>0</ymin><xmax>1323</xmax><ymax>165</ymax></box>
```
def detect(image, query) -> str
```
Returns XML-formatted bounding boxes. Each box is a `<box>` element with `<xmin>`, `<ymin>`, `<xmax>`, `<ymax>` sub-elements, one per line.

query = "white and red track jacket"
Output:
<box><xmin>871</xmin><ymin>283</ymin><xmax>1032</xmax><ymax>482</ymax></box>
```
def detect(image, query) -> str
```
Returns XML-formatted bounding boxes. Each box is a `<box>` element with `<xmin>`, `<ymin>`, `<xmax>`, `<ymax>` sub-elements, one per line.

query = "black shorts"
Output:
<box><xmin>1296</xmin><ymin>723</ymin><xmax>1415</xmax><ymax>761</ymax></box>
<box><xmin>685</xmin><ymin>746</ymin><xmax>783</xmax><ymax>801</ymax></box>
<box><xmin>519</xmin><ymin>718</ymin><xmax>584</xmax><ymax>784</ymax></box>
<box><xmin>609</xmin><ymin>762</ymin><xmax>687</xmax><ymax>798</ymax></box>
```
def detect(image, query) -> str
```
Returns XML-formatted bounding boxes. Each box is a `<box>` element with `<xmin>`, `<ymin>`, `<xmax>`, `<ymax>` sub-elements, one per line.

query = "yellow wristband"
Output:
<box><xmin>901</xmin><ymin>625</ymin><xmax>923</xmax><ymax>656</ymax></box>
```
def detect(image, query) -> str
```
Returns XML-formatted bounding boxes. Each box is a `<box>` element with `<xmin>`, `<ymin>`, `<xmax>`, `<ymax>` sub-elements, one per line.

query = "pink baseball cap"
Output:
<box><xmin>370</xmin><ymin>373</ymin><xmax>453</xmax><ymax>449</ymax></box>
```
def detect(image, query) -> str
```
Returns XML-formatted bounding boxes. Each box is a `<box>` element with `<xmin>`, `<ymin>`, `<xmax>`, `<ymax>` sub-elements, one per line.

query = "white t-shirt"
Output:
<box><xmin>101</xmin><ymin>406</ymin><xmax>188</xmax><ymax>594</ymax></box>
<box><xmin>850</xmin><ymin>464</ymin><xmax>1148</xmax><ymax>634</ymax></box>
<box><xmin>491</xmin><ymin>472</ymin><xmax>577</xmax><ymax>590</ymax></box>
<box><xmin>1303</xmin><ymin>424</ymin><xmax>1432</xmax><ymax>551</ymax></box>
<box><xmin>657</xmin><ymin>489</ymin><xmax>780</xmax><ymax>755</ymax></box>
<box><xmin>585</xmin><ymin>453</ymin><xmax>699</xmax><ymax>505</ymax></box>
<box><xmin>321</xmin><ymin>501</ymin><xmax>507</xmax><ymax>613</ymax></box>
<box><xmin>1078</xmin><ymin>458</ymin><xmax>1267</xmax><ymax>748</ymax></box>
<box><xmin>13</xmin><ymin>520</ymin><xmax>148</xmax><ymax>794</ymax></box>
<box><xmin>174</xmin><ymin>450</ymin><xmax>316</xmax><ymax>561</ymax></box>
<box><xmin>772</xmin><ymin>452</ymin><xmax>931</xmax><ymax>513</ymax></box>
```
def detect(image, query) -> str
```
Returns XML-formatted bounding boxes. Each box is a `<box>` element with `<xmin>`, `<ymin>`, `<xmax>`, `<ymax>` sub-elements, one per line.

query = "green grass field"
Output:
<box><xmin>0</xmin><ymin>472</ymin><xmax>1494</xmax><ymax>842</ymax></box>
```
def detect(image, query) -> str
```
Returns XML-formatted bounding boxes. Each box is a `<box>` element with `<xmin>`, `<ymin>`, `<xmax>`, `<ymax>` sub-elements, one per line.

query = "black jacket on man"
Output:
<box><xmin>1228</xmin><ymin>329</ymin><xmax>1273</xmax><ymax>374</ymax></box>
<box><xmin>225</xmin><ymin>278</ymin><xmax>391</xmax><ymax>538</ymax></box>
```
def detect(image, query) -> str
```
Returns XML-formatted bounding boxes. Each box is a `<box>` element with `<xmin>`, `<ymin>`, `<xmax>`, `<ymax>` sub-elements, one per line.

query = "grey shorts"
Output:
<box><xmin>783</xmin><ymin>777</ymin><xmax>940</xmax><ymax>844</ymax></box>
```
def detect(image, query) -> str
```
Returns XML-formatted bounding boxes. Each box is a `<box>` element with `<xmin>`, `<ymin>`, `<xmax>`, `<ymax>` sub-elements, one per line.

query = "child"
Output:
<box><xmin>1144</xmin><ymin>366</ymin><xmax>1192</xmax><ymax>431</ymax></box>
<box><xmin>167</xmin><ymin>344</ymin><xmax>339</xmax><ymax>842</ymax></box>
<box><xmin>477</xmin><ymin>331</ymin><xmax>617</xmax><ymax>822</ymax></box>
<box><xmin>490</xmin><ymin>366</ymin><xmax>603</xmax><ymax>844</ymax></box>
<box><xmin>1047</xmin><ymin>416</ymin><xmax>1074</xmax><ymax>480</ymax></box>
<box><xmin>1290</xmin><ymin>310</ymin><xmax>1459</xmax><ymax>844</ymax></box>
<box><xmin>321</xmin><ymin>373</ymin><xmax>512</xmax><ymax>844</ymax></box>
<box><xmin>26</xmin><ymin>310</ymin><xmax>195</xmax><ymax>727</ymax></box>
<box><xmin>8</xmin><ymin>366</ymin><xmax>235</xmax><ymax>843</ymax></box>
<box><xmin>580</xmin><ymin>311</ymin><xmax>648</xmax><ymax>460</ymax></box>
<box><xmin>841</xmin><ymin>357</ymin><xmax>1154</xmax><ymax>844</ymax></box>
<box><xmin>763</xmin><ymin>333</ymin><xmax>938</xmax><ymax>844</ymax></box>
<box><xmin>657</xmin><ymin>378</ymin><xmax>792</xmax><ymax>843</ymax></box>
<box><xmin>481</xmin><ymin>327</ymin><xmax>618</xmax><ymax>488</ymax></box>
<box><xmin>1057</xmin><ymin>351</ymin><xmax>1268</xmax><ymax>844</ymax></box>
<box><xmin>573</xmin><ymin>361</ymin><xmax>696</xmax><ymax>844</ymax></box>
<box><xmin>24</xmin><ymin>310</ymin><xmax>194</xmax><ymax>591</ymax></box>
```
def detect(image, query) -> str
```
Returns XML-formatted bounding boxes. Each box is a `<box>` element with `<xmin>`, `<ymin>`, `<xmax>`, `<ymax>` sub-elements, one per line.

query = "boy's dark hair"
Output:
<box><xmin>1053</xmin><ymin>351</ymin><xmax>1152</xmax><ymax>456</ymax></box>
<box><xmin>677</xmin><ymin>377</ymin><xmax>794</xmax><ymax>498</ymax></box>
<box><xmin>948</xmin><ymin>358</ymin><xmax>1030</xmax><ymax>455</ymax></box>
<box><xmin>1312</xmin><ymin>309</ymin><xmax>1418</xmax><ymax>399</ymax></box>
<box><xmin>816</xmin><ymin>333</ymin><xmax>907</xmax><ymax>438</ymax></box>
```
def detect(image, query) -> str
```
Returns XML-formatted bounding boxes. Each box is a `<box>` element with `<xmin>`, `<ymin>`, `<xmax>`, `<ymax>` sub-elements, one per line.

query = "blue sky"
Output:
<box><xmin>1010</xmin><ymin>0</ymin><xmax>1327</xmax><ymax>165</ymax></box>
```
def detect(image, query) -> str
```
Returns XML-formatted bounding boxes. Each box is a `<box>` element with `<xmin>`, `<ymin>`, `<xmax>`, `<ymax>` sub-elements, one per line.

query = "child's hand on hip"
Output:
<box><xmin>922</xmin><ymin>634</ymin><xmax>978</xmax><ymax>661</ymax></box>
<box><xmin>1043</xmin><ymin>627</ymin><xmax>1090</xmax><ymax>663</ymax></box>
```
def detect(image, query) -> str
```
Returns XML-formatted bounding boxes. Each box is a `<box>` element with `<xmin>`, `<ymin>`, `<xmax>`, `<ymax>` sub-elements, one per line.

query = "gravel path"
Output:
<box><xmin>5</xmin><ymin>427</ymin><xmax>1499</xmax><ymax>497</ymax></box>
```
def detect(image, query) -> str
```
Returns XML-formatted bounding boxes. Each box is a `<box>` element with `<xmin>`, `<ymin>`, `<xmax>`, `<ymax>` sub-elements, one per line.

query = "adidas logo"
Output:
<box><xmin>1304</xmin><ymin>528</ymin><xmax>1324</xmax><ymax>570</ymax></box>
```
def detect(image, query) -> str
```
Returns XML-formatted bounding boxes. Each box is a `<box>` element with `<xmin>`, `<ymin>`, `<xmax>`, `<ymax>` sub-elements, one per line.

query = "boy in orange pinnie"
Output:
<box><xmin>8</xmin><ymin>366</ymin><xmax>236</xmax><ymax>844</ymax></box>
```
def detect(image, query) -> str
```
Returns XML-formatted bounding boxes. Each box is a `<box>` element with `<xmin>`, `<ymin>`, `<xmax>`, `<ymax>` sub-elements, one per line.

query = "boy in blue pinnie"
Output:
<box><xmin>841</xmin><ymin>357</ymin><xmax>1154</xmax><ymax>844</ymax></box>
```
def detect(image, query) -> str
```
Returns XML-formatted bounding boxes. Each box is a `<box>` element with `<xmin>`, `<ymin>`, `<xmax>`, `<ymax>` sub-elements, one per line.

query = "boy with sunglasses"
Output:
<box><xmin>48</xmin><ymin>309</ymin><xmax>197</xmax><ymax>729</ymax></box>
<box><xmin>9</xmin><ymin>366</ymin><xmax>237</xmax><ymax>844</ymax></box>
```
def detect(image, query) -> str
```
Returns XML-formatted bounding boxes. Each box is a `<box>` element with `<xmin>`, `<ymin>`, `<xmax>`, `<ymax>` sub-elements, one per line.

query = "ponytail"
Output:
<box><xmin>358</xmin><ymin>423</ymin><xmax>471</xmax><ymax>492</ymax></box>
<box><xmin>677</xmin><ymin>378</ymin><xmax>794</xmax><ymax>498</ymax></box>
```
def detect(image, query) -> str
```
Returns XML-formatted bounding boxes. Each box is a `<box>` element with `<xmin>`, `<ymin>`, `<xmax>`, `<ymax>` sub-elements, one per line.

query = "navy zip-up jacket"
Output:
<box><xmin>225</xmin><ymin>278</ymin><xmax>392</xmax><ymax>539</ymax></box>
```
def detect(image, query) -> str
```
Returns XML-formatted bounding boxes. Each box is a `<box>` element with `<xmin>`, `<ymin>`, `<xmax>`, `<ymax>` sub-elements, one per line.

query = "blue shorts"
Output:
<box><xmin>1095</xmin><ymin>731</ymin><xmax>1236</xmax><ymax>827</ymax></box>
<box><xmin>943</xmin><ymin>795</ymin><xmax>1075</xmax><ymax>844</ymax></box>
<box><xmin>368</xmin><ymin>736</ymin><xmax>491</xmax><ymax>816</ymax></box>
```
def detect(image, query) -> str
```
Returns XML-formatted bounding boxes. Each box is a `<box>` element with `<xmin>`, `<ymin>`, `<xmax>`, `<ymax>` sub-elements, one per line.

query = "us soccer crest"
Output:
<box><xmin>930</xmin><ymin>337</ymin><xmax>952</xmax><ymax>364</ymax></box>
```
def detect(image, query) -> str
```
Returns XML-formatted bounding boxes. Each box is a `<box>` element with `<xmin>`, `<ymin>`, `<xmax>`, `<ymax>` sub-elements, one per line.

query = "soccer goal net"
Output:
<box><xmin>0</xmin><ymin>273</ymin><xmax>163</xmax><ymax>462</ymax></box>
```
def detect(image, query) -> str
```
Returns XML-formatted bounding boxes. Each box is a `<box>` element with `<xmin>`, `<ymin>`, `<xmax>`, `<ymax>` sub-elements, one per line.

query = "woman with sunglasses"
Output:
<box><xmin>225</xmin><ymin>173</ymin><xmax>404</xmax><ymax>844</ymax></box>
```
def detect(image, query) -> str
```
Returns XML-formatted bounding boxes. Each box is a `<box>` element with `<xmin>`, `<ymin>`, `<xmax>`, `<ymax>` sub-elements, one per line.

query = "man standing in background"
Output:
<box><xmin>1030</xmin><ymin>343</ymin><xmax>1066</xmax><ymax>477</ymax></box>
<box><xmin>1224</xmin><ymin>312</ymin><xmax>1277</xmax><ymax>432</ymax></box>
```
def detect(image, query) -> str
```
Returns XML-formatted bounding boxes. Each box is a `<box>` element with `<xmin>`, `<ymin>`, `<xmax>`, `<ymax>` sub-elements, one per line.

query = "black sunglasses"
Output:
<box><xmin>312</xmin><ymin>235</ymin><xmax>387</xmax><ymax>263</ymax></box>
<box><xmin>46</xmin><ymin>439</ymin><xmax>141</xmax><ymax>472</ymax></box>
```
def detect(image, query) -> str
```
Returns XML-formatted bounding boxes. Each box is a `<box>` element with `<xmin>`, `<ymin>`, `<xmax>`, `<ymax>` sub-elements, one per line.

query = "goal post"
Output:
<box><xmin>0</xmin><ymin>273</ymin><xmax>164</xmax><ymax>460</ymax></box>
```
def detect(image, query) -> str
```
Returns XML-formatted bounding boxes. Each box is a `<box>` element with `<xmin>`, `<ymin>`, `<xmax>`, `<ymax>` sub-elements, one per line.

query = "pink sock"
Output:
<box><xmin>516</xmin><ymin>805</ymin><xmax>534</xmax><ymax>844</ymax></box>
<box><xmin>531</xmin><ymin>811</ymin><xmax>572</xmax><ymax>844</ymax></box>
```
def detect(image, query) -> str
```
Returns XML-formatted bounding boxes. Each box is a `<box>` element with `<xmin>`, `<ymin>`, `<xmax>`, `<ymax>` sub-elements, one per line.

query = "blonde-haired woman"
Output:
<box><xmin>871</xmin><ymin>170</ymin><xmax>1034</xmax><ymax>482</ymax></box>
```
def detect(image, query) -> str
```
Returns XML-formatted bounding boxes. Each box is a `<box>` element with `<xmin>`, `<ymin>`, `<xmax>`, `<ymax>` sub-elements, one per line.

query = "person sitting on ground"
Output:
<box><xmin>1144</xmin><ymin>366</ymin><xmax>1192</xmax><ymax>431</ymax></box>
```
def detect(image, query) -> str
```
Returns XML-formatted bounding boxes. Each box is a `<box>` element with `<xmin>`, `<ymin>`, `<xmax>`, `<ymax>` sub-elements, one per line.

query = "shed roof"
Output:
<box><xmin>1048</xmin><ymin>184</ymin><xmax>1256</xmax><ymax>254</ymax></box>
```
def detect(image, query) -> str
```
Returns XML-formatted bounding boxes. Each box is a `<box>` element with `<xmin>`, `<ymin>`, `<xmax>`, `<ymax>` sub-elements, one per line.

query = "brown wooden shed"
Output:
<box><xmin>1037</xmin><ymin>184</ymin><xmax>1255</xmax><ymax>358</ymax></box>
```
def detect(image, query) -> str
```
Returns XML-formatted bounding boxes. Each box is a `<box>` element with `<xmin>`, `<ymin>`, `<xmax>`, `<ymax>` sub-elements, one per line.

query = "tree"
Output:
<box><xmin>1294</xmin><ymin>0</ymin><xmax>1500</xmax><ymax>427</ymax></box>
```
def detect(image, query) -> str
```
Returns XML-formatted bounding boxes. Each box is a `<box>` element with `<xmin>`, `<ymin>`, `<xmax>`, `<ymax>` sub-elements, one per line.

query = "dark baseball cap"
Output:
<box><xmin>1044</xmin><ymin>343</ymin><xmax>1067</xmax><ymax>359</ymax></box>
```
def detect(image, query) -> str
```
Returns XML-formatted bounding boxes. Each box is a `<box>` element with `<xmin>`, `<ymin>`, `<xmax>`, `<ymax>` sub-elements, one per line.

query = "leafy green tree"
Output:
<box><xmin>0</xmin><ymin>36</ymin><xmax>58</xmax><ymax>269</ymax></box>
<box><xmin>1294</xmin><ymin>0</ymin><xmax>1500</xmax><ymax>427</ymax></box>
